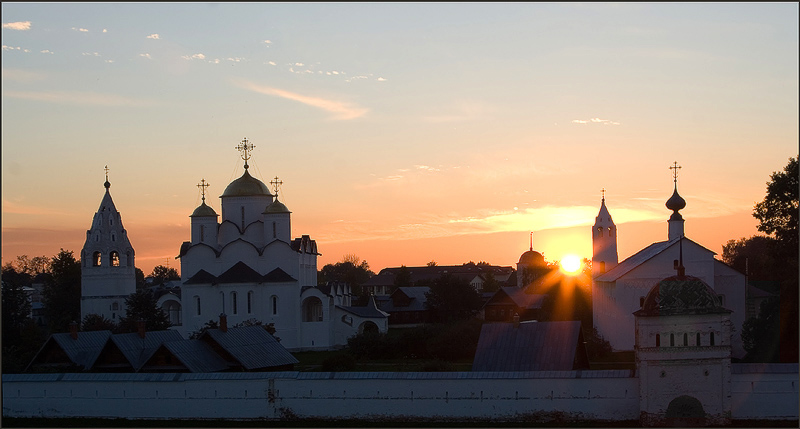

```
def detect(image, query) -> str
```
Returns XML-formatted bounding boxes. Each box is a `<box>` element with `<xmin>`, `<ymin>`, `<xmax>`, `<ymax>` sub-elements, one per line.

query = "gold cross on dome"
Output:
<box><xmin>270</xmin><ymin>176</ymin><xmax>283</xmax><ymax>195</ymax></box>
<box><xmin>235</xmin><ymin>137</ymin><xmax>255</xmax><ymax>168</ymax></box>
<box><xmin>197</xmin><ymin>178</ymin><xmax>210</xmax><ymax>203</ymax></box>
<box><xmin>104</xmin><ymin>165</ymin><xmax>110</xmax><ymax>181</ymax></box>
<box><xmin>669</xmin><ymin>161</ymin><xmax>682</xmax><ymax>183</ymax></box>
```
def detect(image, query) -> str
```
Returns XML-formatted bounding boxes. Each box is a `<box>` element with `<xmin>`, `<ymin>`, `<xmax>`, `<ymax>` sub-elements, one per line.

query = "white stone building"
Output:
<box><xmin>592</xmin><ymin>174</ymin><xmax>746</xmax><ymax>358</ymax></box>
<box><xmin>80</xmin><ymin>171</ymin><xmax>136</xmax><ymax>323</ymax></box>
<box><xmin>176</xmin><ymin>140</ymin><xmax>388</xmax><ymax>348</ymax></box>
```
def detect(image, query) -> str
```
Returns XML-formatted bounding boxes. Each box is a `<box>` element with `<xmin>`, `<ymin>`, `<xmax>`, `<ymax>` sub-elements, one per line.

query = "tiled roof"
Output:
<box><xmin>595</xmin><ymin>236</ymin><xmax>714</xmax><ymax>282</ymax></box>
<box><xmin>183</xmin><ymin>269</ymin><xmax>217</xmax><ymax>285</ymax></box>
<box><xmin>378</xmin><ymin>287</ymin><xmax>430</xmax><ymax>312</ymax></box>
<box><xmin>263</xmin><ymin>267</ymin><xmax>295</xmax><ymax>282</ymax></box>
<box><xmin>110</xmin><ymin>330</ymin><xmax>183</xmax><ymax>371</ymax></box>
<box><xmin>162</xmin><ymin>339</ymin><xmax>230</xmax><ymax>373</ymax></box>
<box><xmin>202</xmin><ymin>326</ymin><xmax>298</xmax><ymax>370</ymax></box>
<box><xmin>472</xmin><ymin>321</ymin><xmax>584</xmax><ymax>372</ymax></box>
<box><xmin>216</xmin><ymin>262</ymin><xmax>264</xmax><ymax>284</ymax></box>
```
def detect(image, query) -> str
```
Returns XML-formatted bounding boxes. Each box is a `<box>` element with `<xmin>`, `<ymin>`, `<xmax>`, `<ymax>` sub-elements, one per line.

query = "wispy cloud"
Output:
<box><xmin>3</xmin><ymin>90</ymin><xmax>151</xmax><ymax>107</ymax></box>
<box><xmin>146</xmin><ymin>33</ymin><xmax>160</xmax><ymax>39</ymax></box>
<box><xmin>2</xmin><ymin>45</ymin><xmax>31</xmax><ymax>53</ymax></box>
<box><xmin>72</xmin><ymin>27</ymin><xmax>89</xmax><ymax>32</ymax></box>
<box><xmin>263</xmin><ymin>40</ymin><xmax>272</xmax><ymax>45</ymax></box>
<box><xmin>232</xmin><ymin>79</ymin><xmax>368</xmax><ymax>120</ymax></box>
<box><xmin>3</xmin><ymin>21</ymin><xmax>31</xmax><ymax>30</ymax></box>
<box><xmin>571</xmin><ymin>117</ymin><xmax>621</xmax><ymax>125</ymax></box>
<box><xmin>181</xmin><ymin>53</ymin><xmax>205</xmax><ymax>60</ymax></box>
<box><xmin>139</xmin><ymin>53</ymin><xmax>152</xmax><ymax>60</ymax></box>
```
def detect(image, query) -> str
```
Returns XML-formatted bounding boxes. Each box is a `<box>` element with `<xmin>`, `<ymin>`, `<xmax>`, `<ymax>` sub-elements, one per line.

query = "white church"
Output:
<box><xmin>591</xmin><ymin>164</ymin><xmax>747</xmax><ymax>358</ymax></box>
<box><xmin>81</xmin><ymin>139</ymin><xmax>388</xmax><ymax>350</ymax></box>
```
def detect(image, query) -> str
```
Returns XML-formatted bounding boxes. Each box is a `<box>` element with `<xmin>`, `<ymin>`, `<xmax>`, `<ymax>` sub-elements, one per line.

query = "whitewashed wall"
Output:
<box><xmin>3</xmin><ymin>370</ymin><xmax>797</xmax><ymax>422</ymax></box>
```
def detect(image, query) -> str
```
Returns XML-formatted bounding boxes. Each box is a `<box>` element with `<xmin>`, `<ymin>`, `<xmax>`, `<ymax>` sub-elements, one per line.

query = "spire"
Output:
<box><xmin>666</xmin><ymin>162</ymin><xmax>686</xmax><ymax>240</ymax></box>
<box><xmin>235</xmin><ymin>137</ymin><xmax>255</xmax><ymax>170</ymax></box>
<box><xmin>104</xmin><ymin>165</ymin><xmax>111</xmax><ymax>190</ymax></box>
<box><xmin>529</xmin><ymin>231</ymin><xmax>533</xmax><ymax>251</ymax></box>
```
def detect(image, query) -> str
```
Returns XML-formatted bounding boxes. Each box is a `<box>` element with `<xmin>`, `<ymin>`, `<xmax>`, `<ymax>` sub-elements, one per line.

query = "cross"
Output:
<box><xmin>235</xmin><ymin>137</ymin><xmax>255</xmax><ymax>169</ymax></box>
<box><xmin>197</xmin><ymin>178</ymin><xmax>210</xmax><ymax>203</ymax></box>
<box><xmin>104</xmin><ymin>165</ymin><xmax>110</xmax><ymax>181</ymax></box>
<box><xmin>669</xmin><ymin>161</ymin><xmax>682</xmax><ymax>183</ymax></box>
<box><xmin>529</xmin><ymin>231</ymin><xmax>533</xmax><ymax>251</ymax></box>
<box><xmin>601</xmin><ymin>188</ymin><xmax>606</xmax><ymax>201</ymax></box>
<box><xmin>270</xmin><ymin>176</ymin><xmax>283</xmax><ymax>195</ymax></box>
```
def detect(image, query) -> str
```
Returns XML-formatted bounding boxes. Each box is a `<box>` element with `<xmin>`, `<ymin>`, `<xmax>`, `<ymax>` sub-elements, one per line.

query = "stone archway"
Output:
<box><xmin>665</xmin><ymin>395</ymin><xmax>705</xmax><ymax>427</ymax></box>
<box><xmin>358</xmin><ymin>321</ymin><xmax>379</xmax><ymax>335</ymax></box>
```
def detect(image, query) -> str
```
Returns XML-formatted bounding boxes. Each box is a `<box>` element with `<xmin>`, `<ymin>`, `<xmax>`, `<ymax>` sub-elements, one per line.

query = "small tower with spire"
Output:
<box><xmin>592</xmin><ymin>188</ymin><xmax>618</xmax><ymax>277</ymax></box>
<box><xmin>263</xmin><ymin>176</ymin><xmax>292</xmax><ymax>243</ymax></box>
<box><xmin>81</xmin><ymin>166</ymin><xmax>136</xmax><ymax>322</ymax></box>
<box><xmin>666</xmin><ymin>162</ymin><xmax>687</xmax><ymax>241</ymax></box>
<box><xmin>190</xmin><ymin>178</ymin><xmax>219</xmax><ymax>246</ymax></box>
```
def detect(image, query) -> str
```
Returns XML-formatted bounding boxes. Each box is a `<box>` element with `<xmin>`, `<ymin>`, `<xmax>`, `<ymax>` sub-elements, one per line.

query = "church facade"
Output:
<box><xmin>591</xmin><ymin>167</ymin><xmax>746</xmax><ymax>357</ymax></box>
<box><xmin>175</xmin><ymin>139</ymin><xmax>387</xmax><ymax>348</ymax></box>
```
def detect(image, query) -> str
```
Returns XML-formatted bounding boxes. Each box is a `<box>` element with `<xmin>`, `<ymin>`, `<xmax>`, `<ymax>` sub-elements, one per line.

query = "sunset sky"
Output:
<box><xmin>2</xmin><ymin>3</ymin><xmax>798</xmax><ymax>276</ymax></box>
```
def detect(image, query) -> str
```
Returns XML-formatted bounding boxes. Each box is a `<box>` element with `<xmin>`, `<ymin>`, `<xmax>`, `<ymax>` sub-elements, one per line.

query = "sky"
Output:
<box><xmin>2</xmin><ymin>3</ymin><xmax>798</xmax><ymax>276</ymax></box>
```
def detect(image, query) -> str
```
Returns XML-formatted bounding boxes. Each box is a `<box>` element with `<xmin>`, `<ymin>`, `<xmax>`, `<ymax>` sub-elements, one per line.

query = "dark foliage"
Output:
<box><xmin>741</xmin><ymin>296</ymin><xmax>780</xmax><ymax>362</ymax></box>
<box><xmin>425</xmin><ymin>274</ymin><xmax>483</xmax><ymax>323</ymax></box>
<box><xmin>346</xmin><ymin>320</ymin><xmax>482</xmax><ymax>362</ymax></box>
<box><xmin>317</xmin><ymin>256</ymin><xmax>375</xmax><ymax>305</ymax></box>
<box><xmin>81</xmin><ymin>313</ymin><xmax>118</xmax><ymax>332</ymax></box>
<box><xmin>585</xmin><ymin>326</ymin><xmax>613</xmax><ymax>360</ymax></box>
<box><xmin>149</xmin><ymin>265</ymin><xmax>180</xmax><ymax>285</ymax></box>
<box><xmin>42</xmin><ymin>249</ymin><xmax>81</xmax><ymax>333</ymax></box>
<box><xmin>117</xmin><ymin>289</ymin><xmax>172</xmax><ymax>333</ymax></box>
<box><xmin>321</xmin><ymin>353</ymin><xmax>357</xmax><ymax>372</ymax></box>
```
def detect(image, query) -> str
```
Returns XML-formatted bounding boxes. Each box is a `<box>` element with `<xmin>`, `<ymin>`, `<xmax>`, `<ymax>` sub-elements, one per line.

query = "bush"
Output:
<box><xmin>321</xmin><ymin>353</ymin><xmax>357</xmax><ymax>372</ymax></box>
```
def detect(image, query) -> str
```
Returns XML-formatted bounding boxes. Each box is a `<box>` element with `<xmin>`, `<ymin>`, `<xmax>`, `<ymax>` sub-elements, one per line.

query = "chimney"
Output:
<box><xmin>69</xmin><ymin>321</ymin><xmax>79</xmax><ymax>340</ymax></box>
<box><xmin>513</xmin><ymin>313</ymin><xmax>520</xmax><ymax>328</ymax></box>
<box><xmin>137</xmin><ymin>319</ymin><xmax>146</xmax><ymax>339</ymax></box>
<box><xmin>219</xmin><ymin>313</ymin><xmax>228</xmax><ymax>333</ymax></box>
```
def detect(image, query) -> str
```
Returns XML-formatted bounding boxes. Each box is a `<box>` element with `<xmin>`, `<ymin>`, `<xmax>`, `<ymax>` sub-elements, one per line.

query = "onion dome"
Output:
<box><xmin>191</xmin><ymin>201</ymin><xmax>218</xmax><ymax>217</ymax></box>
<box><xmin>635</xmin><ymin>275</ymin><xmax>731</xmax><ymax>317</ymax></box>
<box><xmin>518</xmin><ymin>250</ymin><xmax>545</xmax><ymax>267</ymax></box>
<box><xmin>221</xmin><ymin>169</ymin><xmax>272</xmax><ymax>197</ymax></box>
<box><xmin>264</xmin><ymin>198</ymin><xmax>291</xmax><ymax>214</ymax></box>
<box><xmin>665</xmin><ymin>185</ymin><xmax>686</xmax><ymax>220</ymax></box>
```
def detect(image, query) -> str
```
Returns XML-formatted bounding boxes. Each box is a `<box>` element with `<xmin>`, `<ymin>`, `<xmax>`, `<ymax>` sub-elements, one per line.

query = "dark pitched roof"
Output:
<box><xmin>184</xmin><ymin>269</ymin><xmax>217</xmax><ymax>285</ymax></box>
<box><xmin>472</xmin><ymin>321</ymin><xmax>585</xmax><ymax>372</ymax></box>
<box><xmin>488</xmin><ymin>287</ymin><xmax>545</xmax><ymax>310</ymax></box>
<box><xmin>110</xmin><ymin>330</ymin><xmax>184</xmax><ymax>371</ymax></box>
<box><xmin>29</xmin><ymin>330</ymin><xmax>112</xmax><ymax>371</ymax></box>
<box><xmin>595</xmin><ymin>236</ymin><xmax>715</xmax><ymax>282</ymax></box>
<box><xmin>338</xmin><ymin>296</ymin><xmax>389</xmax><ymax>318</ymax></box>
<box><xmin>263</xmin><ymin>267</ymin><xmax>296</xmax><ymax>282</ymax></box>
<box><xmin>378</xmin><ymin>287</ymin><xmax>430</xmax><ymax>312</ymax></box>
<box><xmin>216</xmin><ymin>262</ymin><xmax>264</xmax><ymax>284</ymax></box>
<box><xmin>162</xmin><ymin>339</ymin><xmax>231</xmax><ymax>373</ymax></box>
<box><xmin>202</xmin><ymin>326</ymin><xmax>298</xmax><ymax>370</ymax></box>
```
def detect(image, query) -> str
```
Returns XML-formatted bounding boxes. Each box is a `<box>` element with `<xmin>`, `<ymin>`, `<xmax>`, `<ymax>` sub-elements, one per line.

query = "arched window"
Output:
<box><xmin>109</xmin><ymin>217</ymin><xmax>113</xmax><ymax>226</ymax></box>
<box><xmin>241</xmin><ymin>206</ymin><xmax>245</xmax><ymax>230</ymax></box>
<box><xmin>111</xmin><ymin>233</ymin><xmax>116</xmax><ymax>242</ymax></box>
<box><xmin>111</xmin><ymin>302</ymin><xmax>119</xmax><ymax>311</ymax></box>
<box><xmin>656</xmin><ymin>334</ymin><xmax>661</xmax><ymax>347</ymax></box>
<box><xmin>162</xmin><ymin>301</ymin><xmax>182</xmax><ymax>326</ymax></box>
<box><xmin>670</xmin><ymin>333</ymin><xmax>675</xmax><ymax>347</ymax></box>
<box><xmin>200</xmin><ymin>225</ymin><xmax>205</xmax><ymax>242</ymax></box>
<box><xmin>596</xmin><ymin>227</ymin><xmax>603</xmax><ymax>236</ymax></box>
<box><xmin>302</xmin><ymin>297</ymin><xmax>323</xmax><ymax>322</ymax></box>
<box><xmin>696</xmin><ymin>332</ymin><xmax>701</xmax><ymax>346</ymax></box>
<box><xmin>93</xmin><ymin>251</ymin><xmax>102</xmax><ymax>266</ymax></box>
<box><xmin>194</xmin><ymin>296</ymin><xmax>201</xmax><ymax>316</ymax></box>
<box><xmin>271</xmin><ymin>296</ymin><xmax>278</xmax><ymax>315</ymax></box>
<box><xmin>247</xmin><ymin>291</ymin><xmax>253</xmax><ymax>314</ymax></box>
<box><xmin>231</xmin><ymin>292</ymin><xmax>238</xmax><ymax>315</ymax></box>
<box><xmin>273</xmin><ymin>221</ymin><xmax>277</xmax><ymax>238</ymax></box>
<box><xmin>710</xmin><ymin>332</ymin><xmax>715</xmax><ymax>346</ymax></box>
<box><xmin>110</xmin><ymin>251</ymin><xmax>120</xmax><ymax>267</ymax></box>
<box><xmin>683</xmin><ymin>333</ymin><xmax>688</xmax><ymax>346</ymax></box>
<box><xmin>126</xmin><ymin>252</ymin><xmax>132</xmax><ymax>267</ymax></box>
<box><xmin>220</xmin><ymin>292</ymin><xmax>225</xmax><ymax>314</ymax></box>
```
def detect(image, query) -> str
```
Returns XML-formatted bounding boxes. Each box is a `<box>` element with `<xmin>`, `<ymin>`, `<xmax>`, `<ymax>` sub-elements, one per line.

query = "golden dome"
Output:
<box><xmin>221</xmin><ymin>169</ymin><xmax>272</xmax><ymax>197</ymax></box>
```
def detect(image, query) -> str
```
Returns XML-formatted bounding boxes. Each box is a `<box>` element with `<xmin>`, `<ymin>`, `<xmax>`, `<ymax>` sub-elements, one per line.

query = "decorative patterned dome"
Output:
<box><xmin>636</xmin><ymin>275</ymin><xmax>730</xmax><ymax>317</ymax></box>
<box><xmin>518</xmin><ymin>250</ymin><xmax>545</xmax><ymax>267</ymax></box>
<box><xmin>221</xmin><ymin>170</ymin><xmax>272</xmax><ymax>197</ymax></box>
<box><xmin>191</xmin><ymin>202</ymin><xmax>218</xmax><ymax>217</ymax></box>
<box><xmin>264</xmin><ymin>198</ymin><xmax>290</xmax><ymax>214</ymax></box>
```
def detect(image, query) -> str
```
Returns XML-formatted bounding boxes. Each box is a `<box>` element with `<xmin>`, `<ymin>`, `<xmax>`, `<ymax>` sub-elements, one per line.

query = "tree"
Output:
<box><xmin>722</xmin><ymin>235</ymin><xmax>780</xmax><ymax>282</ymax></box>
<box><xmin>118</xmin><ymin>289</ymin><xmax>172</xmax><ymax>333</ymax></box>
<box><xmin>149</xmin><ymin>265</ymin><xmax>180</xmax><ymax>285</ymax></box>
<box><xmin>14</xmin><ymin>255</ymin><xmax>50</xmax><ymax>276</ymax></box>
<box><xmin>318</xmin><ymin>255</ymin><xmax>375</xmax><ymax>304</ymax></box>
<box><xmin>2</xmin><ymin>264</ymin><xmax>33</xmax><ymax>348</ymax></box>
<box><xmin>393</xmin><ymin>265</ymin><xmax>412</xmax><ymax>288</ymax></box>
<box><xmin>135</xmin><ymin>268</ymin><xmax>146</xmax><ymax>289</ymax></box>
<box><xmin>42</xmin><ymin>249</ymin><xmax>81</xmax><ymax>332</ymax></box>
<box><xmin>481</xmin><ymin>271</ymin><xmax>501</xmax><ymax>293</ymax></box>
<box><xmin>741</xmin><ymin>296</ymin><xmax>780</xmax><ymax>362</ymax></box>
<box><xmin>81</xmin><ymin>313</ymin><xmax>118</xmax><ymax>332</ymax></box>
<box><xmin>424</xmin><ymin>274</ymin><xmax>483</xmax><ymax>323</ymax></box>
<box><xmin>753</xmin><ymin>157</ymin><xmax>798</xmax><ymax>257</ymax></box>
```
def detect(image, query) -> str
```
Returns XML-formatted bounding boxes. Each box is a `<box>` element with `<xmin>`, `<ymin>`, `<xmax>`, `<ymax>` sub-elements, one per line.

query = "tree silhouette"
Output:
<box><xmin>425</xmin><ymin>274</ymin><xmax>482</xmax><ymax>323</ymax></box>
<box><xmin>42</xmin><ymin>249</ymin><xmax>81</xmax><ymax>332</ymax></box>
<box><xmin>118</xmin><ymin>289</ymin><xmax>172</xmax><ymax>333</ymax></box>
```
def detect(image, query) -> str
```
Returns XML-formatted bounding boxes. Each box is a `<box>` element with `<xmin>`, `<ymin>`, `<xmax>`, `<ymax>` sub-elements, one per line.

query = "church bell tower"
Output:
<box><xmin>81</xmin><ymin>167</ymin><xmax>136</xmax><ymax>323</ymax></box>
<box><xmin>592</xmin><ymin>189</ymin><xmax>618</xmax><ymax>278</ymax></box>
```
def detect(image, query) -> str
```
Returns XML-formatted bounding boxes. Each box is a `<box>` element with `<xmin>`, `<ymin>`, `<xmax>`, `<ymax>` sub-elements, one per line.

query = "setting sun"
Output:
<box><xmin>560</xmin><ymin>254</ymin><xmax>583</xmax><ymax>275</ymax></box>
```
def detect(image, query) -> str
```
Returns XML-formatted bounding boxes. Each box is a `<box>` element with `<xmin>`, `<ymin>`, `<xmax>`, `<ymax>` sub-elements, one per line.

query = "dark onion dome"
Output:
<box><xmin>264</xmin><ymin>198</ymin><xmax>290</xmax><ymax>214</ymax></box>
<box><xmin>635</xmin><ymin>275</ymin><xmax>731</xmax><ymax>317</ymax></box>
<box><xmin>665</xmin><ymin>185</ymin><xmax>686</xmax><ymax>220</ymax></box>
<box><xmin>518</xmin><ymin>250</ymin><xmax>545</xmax><ymax>267</ymax></box>
<box><xmin>221</xmin><ymin>169</ymin><xmax>272</xmax><ymax>197</ymax></box>
<box><xmin>191</xmin><ymin>201</ymin><xmax>218</xmax><ymax>217</ymax></box>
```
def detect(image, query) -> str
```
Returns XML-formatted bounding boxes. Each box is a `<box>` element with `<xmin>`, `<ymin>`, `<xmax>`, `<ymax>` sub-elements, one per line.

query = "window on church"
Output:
<box><xmin>195</xmin><ymin>296</ymin><xmax>201</xmax><ymax>316</ymax></box>
<box><xmin>670</xmin><ymin>333</ymin><xmax>674</xmax><ymax>347</ymax></box>
<box><xmin>710</xmin><ymin>332</ymin><xmax>715</xmax><ymax>346</ymax></box>
<box><xmin>302</xmin><ymin>297</ymin><xmax>323</xmax><ymax>322</ymax></box>
<box><xmin>656</xmin><ymin>334</ymin><xmax>660</xmax><ymax>347</ymax></box>
<box><xmin>93</xmin><ymin>251</ymin><xmax>102</xmax><ymax>266</ymax></box>
<box><xmin>110</xmin><ymin>218</ymin><xmax>113</xmax><ymax>226</ymax></box>
<box><xmin>273</xmin><ymin>221</ymin><xmax>277</xmax><ymax>238</ymax></box>
<box><xmin>241</xmin><ymin>206</ymin><xmax>245</xmax><ymax>230</ymax></box>
<box><xmin>111</xmin><ymin>234</ymin><xmax>115</xmax><ymax>242</ymax></box>
<box><xmin>717</xmin><ymin>294</ymin><xmax>725</xmax><ymax>306</ymax></box>
<box><xmin>200</xmin><ymin>225</ymin><xmax>205</xmax><ymax>242</ymax></box>
<box><xmin>247</xmin><ymin>291</ymin><xmax>253</xmax><ymax>314</ymax></box>
<box><xmin>220</xmin><ymin>292</ymin><xmax>225</xmax><ymax>314</ymax></box>
<box><xmin>684</xmin><ymin>333</ymin><xmax>688</xmax><ymax>346</ymax></box>
<box><xmin>597</xmin><ymin>227</ymin><xmax>603</xmax><ymax>236</ymax></box>
<box><xmin>110</xmin><ymin>251</ymin><xmax>120</xmax><ymax>267</ymax></box>
<box><xmin>112</xmin><ymin>302</ymin><xmax>119</xmax><ymax>311</ymax></box>
<box><xmin>639</xmin><ymin>297</ymin><xmax>645</xmax><ymax>308</ymax></box>
<box><xmin>272</xmin><ymin>296</ymin><xmax>278</xmax><ymax>315</ymax></box>
<box><xmin>126</xmin><ymin>252</ymin><xmax>132</xmax><ymax>267</ymax></box>
<box><xmin>697</xmin><ymin>332</ymin><xmax>701</xmax><ymax>346</ymax></box>
<box><xmin>231</xmin><ymin>292</ymin><xmax>238</xmax><ymax>315</ymax></box>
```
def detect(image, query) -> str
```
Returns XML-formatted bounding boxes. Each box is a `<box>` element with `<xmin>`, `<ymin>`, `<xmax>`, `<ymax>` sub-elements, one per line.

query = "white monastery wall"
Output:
<box><xmin>4</xmin><ymin>371</ymin><xmax>796</xmax><ymax>422</ymax></box>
